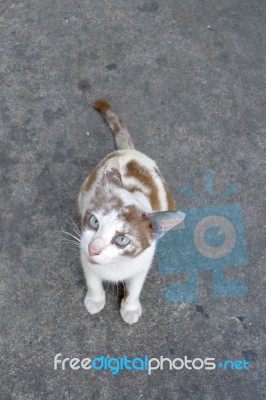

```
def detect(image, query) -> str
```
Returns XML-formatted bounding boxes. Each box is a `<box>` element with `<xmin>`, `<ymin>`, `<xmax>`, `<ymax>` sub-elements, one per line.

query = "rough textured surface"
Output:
<box><xmin>1</xmin><ymin>1</ymin><xmax>265</xmax><ymax>399</ymax></box>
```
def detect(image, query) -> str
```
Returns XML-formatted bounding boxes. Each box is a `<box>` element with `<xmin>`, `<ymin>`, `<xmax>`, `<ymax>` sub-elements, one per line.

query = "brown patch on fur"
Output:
<box><xmin>154</xmin><ymin>168</ymin><xmax>176</xmax><ymax>211</ymax></box>
<box><xmin>93</xmin><ymin>98</ymin><xmax>134</xmax><ymax>150</ymax></box>
<box><xmin>82</xmin><ymin>197</ymin><xmax>122</xmax><ymax>225</ymax></box>
<box><xmin>93</xmin><ymin>99</ymin><xmax>122</xmax><ymax>133</ymax></box>
<box><xmin>93</xmin><ymin>99</ymin><xmax>112</xmax><ymax>114</ymax></box>
<box><xmin>84</xmin><ymin>187</ymin><xmax>125</xmax><ymax>217</ymax></box>
<box><xmin>125</xmin><ymin>161</ymin><xmax>161</xmax><ymax>211</ymax></box>
<box><xmin>82</xmin><ymin>165</ymin><xmax>99</xmax><ymax>193</ymax></box>
<box><xmin>101</xmin><ymin>195</ymin><xmax>124</xmax><ymax>215</ymax></box>
<box><xmin>162</xmin><ymin>180</ymin><xmax>176</xmax><ymax>211</ymax></box>
<box><xmin>81</xmin><ymin>152</ymin><xmax>118</xmax><ymax>193</ymax></box>
<box><xmin>123</xmin><ymin>183</ymin><xmax>143</xmax><ymax>194</ymax></box>
<box><xmin>119</xmin><ymin>205</ymin><xmax>152</xmax><ymax>257</ymax></box>
<box><xmin>165</xmin><ymin>185</ymin><xmax>176</xmax><ymax>211</ymax></box>
<box><xmin>83</xmin><ymin>212</ymin><xmax>93</xmax><ymax>229</ymax></box>
<box><xmin>105</xmin><ymin>167</ymin><xmax>123</xmax><ymax>187</ymax></box>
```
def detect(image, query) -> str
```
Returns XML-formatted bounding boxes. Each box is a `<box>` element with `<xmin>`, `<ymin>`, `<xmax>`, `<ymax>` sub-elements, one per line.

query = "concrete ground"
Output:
<box><xmin>1</xmin><ymin>0</ymin><xmax>265</xmax><ymax>399</ymax></box>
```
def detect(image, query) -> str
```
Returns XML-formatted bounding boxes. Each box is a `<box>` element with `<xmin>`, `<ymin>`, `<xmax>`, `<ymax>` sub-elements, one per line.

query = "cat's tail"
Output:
<box><xmin>92</xmin><ymin>99</ymin><xmax>135</xmax><ymax>150</ymax></box>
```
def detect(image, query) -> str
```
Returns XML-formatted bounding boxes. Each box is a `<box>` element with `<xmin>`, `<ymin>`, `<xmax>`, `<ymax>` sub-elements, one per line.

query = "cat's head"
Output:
<box><xmin>80</xmin><ymin>159</ymin><xmax>185</xmax><ymax>265</ymax></box>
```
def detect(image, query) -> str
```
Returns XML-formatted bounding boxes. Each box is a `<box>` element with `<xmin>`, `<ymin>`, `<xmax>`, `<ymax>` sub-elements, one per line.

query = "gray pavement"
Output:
<box><xmin>1</xmin><ymin>0</ymin><xmax>265</xmax><ymax>399</ymax></box>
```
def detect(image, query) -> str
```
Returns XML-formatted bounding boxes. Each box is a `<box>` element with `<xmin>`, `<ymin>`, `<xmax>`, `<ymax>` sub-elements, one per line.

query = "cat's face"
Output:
<box><xmin>80</xmin><ymin>196</ymin><xmax>153</xmax><ymax>265</ymax></box>
<box><xmin>79</xmin><ymin>160</ymin><xmax>185</xmax><ymax>265</ymax></box>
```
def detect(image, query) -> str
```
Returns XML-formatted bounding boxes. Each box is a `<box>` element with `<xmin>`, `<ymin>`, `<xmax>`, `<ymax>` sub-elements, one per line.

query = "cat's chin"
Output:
<box><xmin>87</xmin><ymin>255</ymin><xmax>113</xmax><ymax>265</ymax></box>
<box><xmin>87</xmin><ymin>257</ymin><xmax>99</xmax><ymax>265</ymax></box>
<box><xmin>81</xmin><ymin>251</ymin><xmax>110</xmax><ymax>265</ymax></box>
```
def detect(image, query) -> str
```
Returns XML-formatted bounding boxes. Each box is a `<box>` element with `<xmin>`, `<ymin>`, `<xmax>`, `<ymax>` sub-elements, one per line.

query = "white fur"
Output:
<box><xmin>81</xmin><ymin>243</ymin><xmax>155</xmax><ymax>324</ymax></box>
<box><xmin>79</xmin><ymin>149</ymin><xmax>170</xmax><ymax>324</ymax></box>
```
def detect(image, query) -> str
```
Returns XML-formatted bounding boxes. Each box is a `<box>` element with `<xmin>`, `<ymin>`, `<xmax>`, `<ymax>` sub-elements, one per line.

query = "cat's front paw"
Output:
<box><xmin>120</xmin><ymin>299</ymin><xmax>142</xmax><ymax>325</ymax></box>
<box><xmin>84</xmin><ymin>292</ymin><xmax>105</xmax><ymax>315</ymax></box>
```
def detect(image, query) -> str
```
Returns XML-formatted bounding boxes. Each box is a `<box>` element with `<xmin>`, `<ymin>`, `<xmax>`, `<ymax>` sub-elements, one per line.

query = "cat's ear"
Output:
<box><xmin>102</xmin><ymin>157</ymin><xmax>123</xmax><ymax>187</ymax></box>
<box><xmin>144</xmin><ymin>210</ymin><xmax>185</xmax><ymax>240</ymax></box>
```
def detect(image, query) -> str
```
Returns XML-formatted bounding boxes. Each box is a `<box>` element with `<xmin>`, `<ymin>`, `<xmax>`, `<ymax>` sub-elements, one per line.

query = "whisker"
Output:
<box><xmin>62</xmin><ymin>216</ymin><xmax>83</xmax><ymax>242</ymax></box>
<box><xmin>60</xmin><ymin>230</ymin><xmax>81</xmax><ymax>243</ymax></box>
<box><xmin>68</xmin><ymin>217</ymin><xmax>82</xmax><ymax>238</ymax></box>
<box><xmin>60</xmin><ymin>239</ymin><xmax>81</xmax><ymax>247</ymax></box>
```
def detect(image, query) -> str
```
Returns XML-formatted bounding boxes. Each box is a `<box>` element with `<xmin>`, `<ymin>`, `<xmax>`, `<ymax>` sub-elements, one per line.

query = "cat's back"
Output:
<box><xmin>79</xmin><ymin>149</ymin><xmax>176</xmax><ymax>216</ymax></box>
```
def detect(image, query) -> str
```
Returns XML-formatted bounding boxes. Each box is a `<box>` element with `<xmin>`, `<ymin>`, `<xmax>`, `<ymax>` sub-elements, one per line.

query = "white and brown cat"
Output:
<box><xmin>78</xmin><ymin>100</ymin><xmax>185</xmax><ymax>324</ymax></box>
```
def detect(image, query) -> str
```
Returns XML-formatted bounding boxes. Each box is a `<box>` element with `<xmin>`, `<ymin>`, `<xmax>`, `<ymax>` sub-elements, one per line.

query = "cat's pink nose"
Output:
<box><xmin>88</xmin><ymin>246</ymin><xmax>99</xmax><ymax>256</ymax></box>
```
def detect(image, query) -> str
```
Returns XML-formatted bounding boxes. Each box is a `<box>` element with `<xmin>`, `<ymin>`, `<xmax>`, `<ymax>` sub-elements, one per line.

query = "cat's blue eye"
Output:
<box><xmin>114</xmin><ymin>235</ymin><xmax>130</xmax><ymax>247</ymax></box>
<box><xmin>89</xmin><ymin>215</ymin><xmax>99</xmax><ymax>230</ymax></box>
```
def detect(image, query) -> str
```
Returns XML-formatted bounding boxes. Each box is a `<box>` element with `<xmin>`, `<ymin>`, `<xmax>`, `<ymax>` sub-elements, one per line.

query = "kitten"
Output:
<box><xmin>78</xmin><ymin>100</ymin><xmax>185</xmax><ymax>324</ymax></box>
